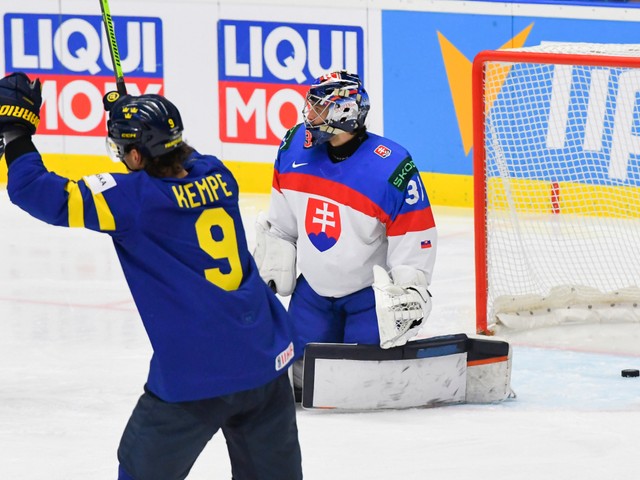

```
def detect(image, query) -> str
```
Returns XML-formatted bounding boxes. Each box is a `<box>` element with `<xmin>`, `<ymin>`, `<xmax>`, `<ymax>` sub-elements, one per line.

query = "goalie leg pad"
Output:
<box><xmin>302</xmin><ymin>335</ymin><xmax>469</xmax><ymax>410</ymax></box>
<box><xmin>301</xmin><ymin>335</ymin><xmax>515</xmax><ymax>409</ymax></box>
<box><xmin>465</xmin><ymin>336</ymin><xmax>514</xmax><ymax>403</ymax></box>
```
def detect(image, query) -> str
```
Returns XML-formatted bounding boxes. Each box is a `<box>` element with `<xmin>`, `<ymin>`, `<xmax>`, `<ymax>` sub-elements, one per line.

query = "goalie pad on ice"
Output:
<box><xmin>301</xmin><ymin>334</ymin><xmax>513</xmax><ymax>410</ymax></box>
<box><xmin>466</xmin><ymin>335</ymin><xmax>514</xmax><ymax>403</ymax></box>
<box><xmin>253</xmin><ymin>212</ymin><xmax>297</xmax><ymax>296</ymax></box>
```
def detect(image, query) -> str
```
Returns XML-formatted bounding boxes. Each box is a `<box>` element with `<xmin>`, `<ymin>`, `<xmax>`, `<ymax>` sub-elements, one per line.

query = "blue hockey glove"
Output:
<box><xmin>0</xmin><ymin>72</ymin><xmax>42</xmax><ymax>136</ymax></box>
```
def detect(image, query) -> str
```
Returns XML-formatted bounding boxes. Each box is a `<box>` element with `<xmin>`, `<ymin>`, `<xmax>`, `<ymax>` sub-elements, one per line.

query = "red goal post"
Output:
<box><xmin>472</xmin><ymin>44</ymin><xmax>640</xmax><ymax>335</ymax></box>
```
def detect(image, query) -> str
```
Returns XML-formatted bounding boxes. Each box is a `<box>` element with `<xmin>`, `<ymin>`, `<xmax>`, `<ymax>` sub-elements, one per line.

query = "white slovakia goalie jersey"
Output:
<box><xmin>268</xmin><ymin>124</ymin><xmax>437</xmax><ymax>298</ymax></box>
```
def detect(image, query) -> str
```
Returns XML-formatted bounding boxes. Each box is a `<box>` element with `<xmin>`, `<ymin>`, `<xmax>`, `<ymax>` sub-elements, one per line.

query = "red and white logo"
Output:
<box><xmin>6</xmin><ymin>14</ymin><xmax>164</xmax><ymax>138</ymax></box>
<box><xmin>374</xmin><ymin>145</ymin><xmax>392</xmax><ymax>158</ymax></box>
<box><xmin>317</xmin><ymin>71</ymin><xmax>342</xmax><ymax>83</ymax></box>
<box><xmin>218</xmin><ymin>21</ymin><xmax>364</xmax><ymax>146</ymax></box>
<box><xmin>276</xmin><ymin>342</ymin><xmax>295</xmax><ymax>371</ymax></box>
<box><xmin>305</xmin><ymin>198</ymin><xmax>341</xmax><ymax>252</ymax></box>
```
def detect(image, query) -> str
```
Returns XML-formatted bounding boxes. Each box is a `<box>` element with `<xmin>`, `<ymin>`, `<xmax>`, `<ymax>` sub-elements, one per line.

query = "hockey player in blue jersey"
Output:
<box><xmin>255</xmin><ymin>71</ymin><xmax>437</xmax><ymax>391</ymax></box>
<box><xmin>0</xmin><ymin>73</ymin><xmax>302</xmax><ymax>480</ymax></box>
<box><xmin>256</xmin><ymin>70</ymin><xmax>436</xmax><ymax>347</ymax></box>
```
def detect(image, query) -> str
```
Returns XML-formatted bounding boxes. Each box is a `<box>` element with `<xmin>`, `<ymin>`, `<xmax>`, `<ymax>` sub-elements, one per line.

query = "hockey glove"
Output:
<box><xmin>373</xmin><ymin>265</ymin><xmax>432</xmax><ymax>349</ymax></box>
<box><xmin>253</xmin><ymin>212</ymin><xmax>297</xmax><ymax>296</ymax></box>
<box><xmin>0</xmin><ymin>72</ymin><xmax>42</xmax><ymax>136</ymax></box>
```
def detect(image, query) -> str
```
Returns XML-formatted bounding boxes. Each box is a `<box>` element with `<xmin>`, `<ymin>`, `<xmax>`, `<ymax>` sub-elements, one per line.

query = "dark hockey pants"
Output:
<box><xmin>117</xmin><ymin>373</ymin><xmax>302</xmax><ymax>480</ymax></box>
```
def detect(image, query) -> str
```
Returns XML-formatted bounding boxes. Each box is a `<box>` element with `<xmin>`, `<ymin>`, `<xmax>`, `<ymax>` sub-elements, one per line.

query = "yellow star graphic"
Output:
<box><xmin>437</xmin><ymin>23</ymin><xmax>534</xmax><ymax>155</ymax></box>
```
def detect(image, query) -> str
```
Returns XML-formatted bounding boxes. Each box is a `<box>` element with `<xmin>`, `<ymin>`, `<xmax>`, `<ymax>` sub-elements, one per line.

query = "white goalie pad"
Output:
<box><xmin>253</xmin><ymin>212</ymin><xmax>297</xmax><ymax>296</ymax></box>
<box><xmin>301</xmin><ymin>335</ymin><xmax>513</xmax><ymax>410</ymax></box>
<box><xmin>466</xmin><ymin>335</ymin><xmax>514</xmax><ymax>403</ymax></box>
<box><xmin>373</xmin><ymin>265</ymin><xmax>432</xmax><ymax>349</ymax></box>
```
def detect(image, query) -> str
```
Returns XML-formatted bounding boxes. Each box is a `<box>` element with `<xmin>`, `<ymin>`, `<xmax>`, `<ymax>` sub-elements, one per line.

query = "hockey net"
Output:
<box><xmin>473</xmin><ymin>43</ymin><xmax>640</xmax><ymax>335</ymax></box>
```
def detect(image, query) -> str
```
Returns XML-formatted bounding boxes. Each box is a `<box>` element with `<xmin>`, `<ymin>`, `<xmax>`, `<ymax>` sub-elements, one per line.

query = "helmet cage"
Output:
<box><xmin>302</xmin><ymin>71</ymin><xmax>370</xmax><ymax>148</ymax></box>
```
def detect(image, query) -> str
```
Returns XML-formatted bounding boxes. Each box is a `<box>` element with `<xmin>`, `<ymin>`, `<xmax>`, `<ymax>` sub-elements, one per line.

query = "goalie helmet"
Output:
<box><xmin>106</xmin><ymin>93</ymin><xmax>184</xmax><ymax>162</ymax></box>
<box><xmin>302</xmin><ymin>71</ymin><xmax>370</xmax><ymax>148</ymax></box>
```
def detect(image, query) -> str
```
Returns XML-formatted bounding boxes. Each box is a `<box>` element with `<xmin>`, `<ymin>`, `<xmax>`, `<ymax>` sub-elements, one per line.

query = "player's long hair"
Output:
<box><xmin>144</xmin><ymin>142</ymin><xmax>195</xmax><ymax>178</ymax></box>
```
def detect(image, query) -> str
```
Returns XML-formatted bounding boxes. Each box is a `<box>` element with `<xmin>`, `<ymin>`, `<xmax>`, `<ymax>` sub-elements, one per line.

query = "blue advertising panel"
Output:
<box><xmin>382</xmin><ymin>10</ymin><xmax>640</xmax><ymax>178</ymax></box>
<box><xmin>4</xmin><ymin>14</ymin><xmax>163</xmax><ymax>78</ymax></box>
<box><xmin>3</xmin><ymin>13</ymin><xmax>163</xmax><ymax>138</ymax></box>
<box><xmin>489</xmin><ymin>63</ymin><xmax>640</xmax><ymax>187</ymax></box>
<box><xmin>217</xmin><ymin>19</ymin><xmax>364</xmax><ymax>146</ymax></box>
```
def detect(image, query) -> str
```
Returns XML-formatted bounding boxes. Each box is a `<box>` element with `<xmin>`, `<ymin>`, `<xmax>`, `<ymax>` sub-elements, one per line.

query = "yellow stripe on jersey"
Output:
<box><xmin>92</xmin><ymin>192</ymin><xmax>116</xmax><ymax>231</ymax></box>
<box><xmin>64</xmin><ymin>181</ymin><xmax>85</xmax><ymax>228</ymax></box>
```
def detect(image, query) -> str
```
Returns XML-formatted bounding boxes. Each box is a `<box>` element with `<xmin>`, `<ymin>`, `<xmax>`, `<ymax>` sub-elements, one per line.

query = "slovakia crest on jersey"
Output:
<box><xmin>305</xmin><ymin>198</ymin><xmax>341</xmax><ymax>252</ymax></box>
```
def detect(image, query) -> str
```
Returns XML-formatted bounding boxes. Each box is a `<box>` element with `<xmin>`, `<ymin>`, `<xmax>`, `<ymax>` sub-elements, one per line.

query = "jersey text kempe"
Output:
<box><xmin>171</xmin><ymin>174</ymin><xmax>234</xmax><ymax>208</ymax></box>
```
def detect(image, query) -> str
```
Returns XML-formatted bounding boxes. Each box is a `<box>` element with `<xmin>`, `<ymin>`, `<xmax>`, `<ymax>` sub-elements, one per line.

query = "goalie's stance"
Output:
<box><xmin>0</xmin><ymin>73</ymin><xmax>303</xmax><ymax>480</ymax></box>
<box><xmin>255</xmin><ymin>71</ymin><xmax>437</xmax><ymax>365</ymax></box>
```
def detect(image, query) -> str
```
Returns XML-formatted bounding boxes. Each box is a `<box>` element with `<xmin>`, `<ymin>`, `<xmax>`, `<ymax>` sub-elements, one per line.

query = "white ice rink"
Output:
<box><xmin>1</xmin><ymin>189</ymin><xmax>640</xmax><ymax>479</ymax></box>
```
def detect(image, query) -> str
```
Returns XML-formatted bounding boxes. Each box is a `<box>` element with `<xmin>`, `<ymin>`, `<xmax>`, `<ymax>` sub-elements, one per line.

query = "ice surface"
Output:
<box><xmin>1</xmin><ymin>190</ymin><xmax>639</xmax><ymax>479</ymax></box>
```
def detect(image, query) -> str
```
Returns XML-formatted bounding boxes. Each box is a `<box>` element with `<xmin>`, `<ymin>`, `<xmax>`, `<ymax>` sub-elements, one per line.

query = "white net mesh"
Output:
<box><xmin>478</xmin><ymin>44</ymin><xmax>640</xmax><ymax>332</ymax></box>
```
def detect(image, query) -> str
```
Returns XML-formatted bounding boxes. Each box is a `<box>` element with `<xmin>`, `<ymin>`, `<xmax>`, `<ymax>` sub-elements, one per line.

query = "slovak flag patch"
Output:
<box><xmin>305</xmin><ymin>198</ymin><xmax>341</xmax><ymax>252</ymax></box>
<box><xmin>421</xmin><ymin>240</ymin><xmax>432</xmax><ymax>249</ymax></box>
<box><xmin>374</xmin><ymin>145</ymin><xmax>392</xmax><ymax>158</ymax></box>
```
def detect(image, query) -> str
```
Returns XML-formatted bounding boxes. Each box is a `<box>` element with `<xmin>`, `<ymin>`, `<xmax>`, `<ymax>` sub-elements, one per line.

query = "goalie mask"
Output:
<box><xmin>302</xmin><ymin>71</ymin><xmax>370</xmax><ymax>148</ymax></box>
<box><xmin>106</xmin><ymin>93</ymin><xmax>184</xmax><ymax>163</ymax></box>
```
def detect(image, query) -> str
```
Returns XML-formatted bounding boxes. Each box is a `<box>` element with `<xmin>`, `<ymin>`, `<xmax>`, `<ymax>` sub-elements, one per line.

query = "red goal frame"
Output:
<box><xmin>472</xmin><ymin>48</ymin><xmax>640</xmax><ymax>334</ymax></box>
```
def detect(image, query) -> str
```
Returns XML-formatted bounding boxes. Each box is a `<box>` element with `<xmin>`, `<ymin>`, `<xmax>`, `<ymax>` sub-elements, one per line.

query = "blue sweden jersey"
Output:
<box><xmin>8</xmin><ymin>151</ymin><xmax>299</xmax><ymax>402</ymax></box>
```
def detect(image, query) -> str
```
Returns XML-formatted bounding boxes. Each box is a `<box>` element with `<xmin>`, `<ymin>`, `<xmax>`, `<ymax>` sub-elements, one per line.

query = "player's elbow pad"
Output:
<box><xmin>254</xmin><ymin>213</ymin><xmax>297</xmax><ymax>296</ymax></box>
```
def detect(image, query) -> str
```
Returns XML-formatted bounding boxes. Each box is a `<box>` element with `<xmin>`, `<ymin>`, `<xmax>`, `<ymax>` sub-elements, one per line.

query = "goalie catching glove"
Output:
<box><xmin>373</xmin><ymin>265</ymin><xmax>432</xmax><ymax>349</ymax></box>
<box><xmin>0</xmin><ymin>72</ymin><xmax>42</xmax><ymax>138</ymax></box>
<box><xmin>253</xmin><ymin>212</ymin><xmax>297</xmax><ymax>296</ymax></box>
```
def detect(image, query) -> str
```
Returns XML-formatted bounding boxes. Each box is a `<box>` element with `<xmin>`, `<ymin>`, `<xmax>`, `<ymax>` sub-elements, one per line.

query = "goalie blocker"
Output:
<box><xmin>301</xmin><ymin>334</ymin><xmax>513</xmax><ymax>410</ymax></box>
